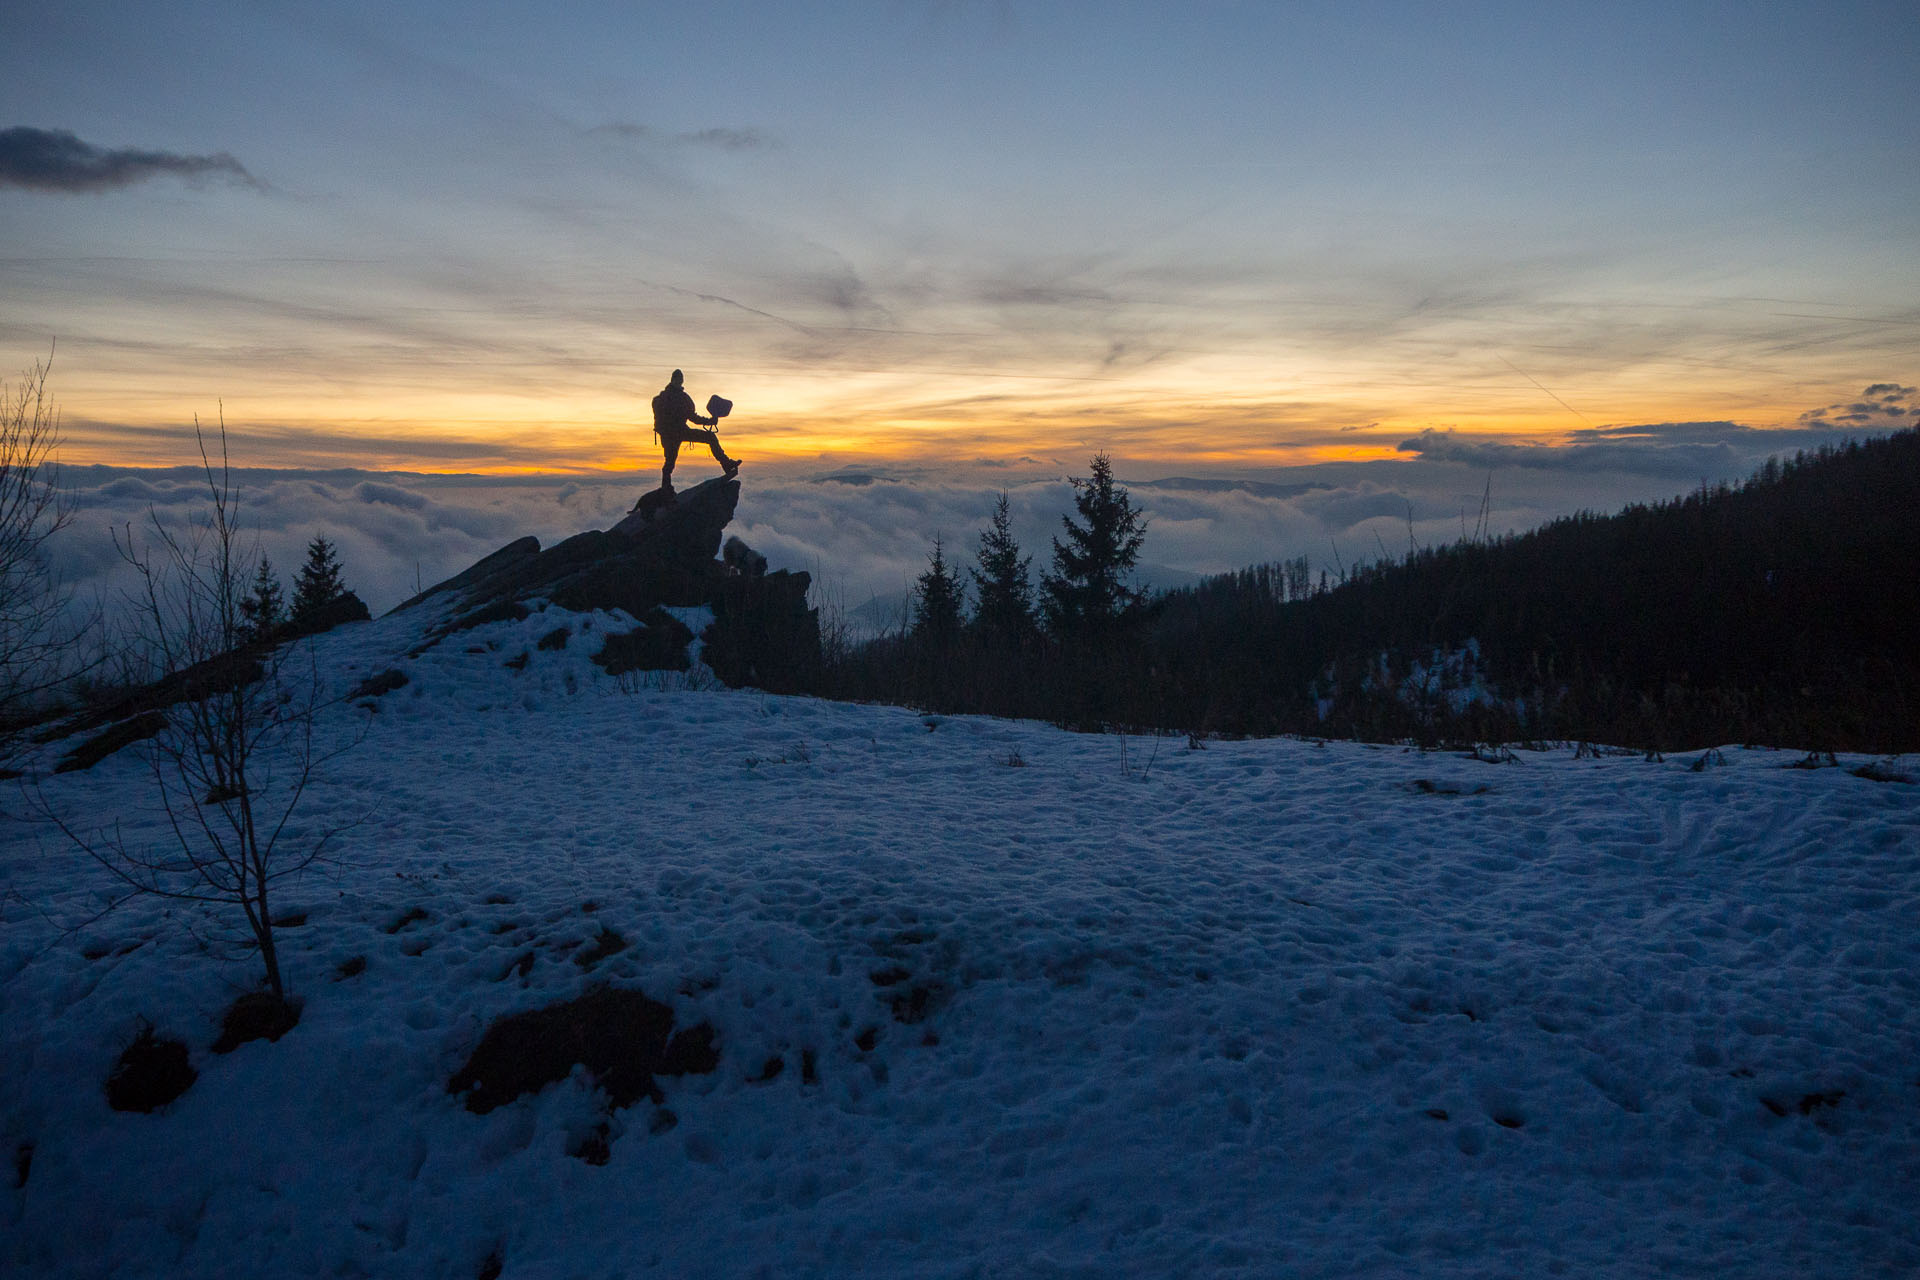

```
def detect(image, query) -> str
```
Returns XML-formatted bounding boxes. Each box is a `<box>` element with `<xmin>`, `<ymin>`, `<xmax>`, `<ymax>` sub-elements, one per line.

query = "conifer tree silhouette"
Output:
<box><xmin>239</xmin><ymin>556</ymin><xmax>284</xmax><ymax>641</ymax></box>
<box><xmin>970</xmin><ymin>492</ymin><xmax>1035</xmax><ymax>647</ymax></box>
<box><xmin>291</xmin><ymin>536</ymin><xmax>346</xmax><ymax>626</ymax></box>
<box><xmin>1042</xmin><ymin>454</ymin><xmax>1146</xmax><ymax>642</ymax></box>
<box><xmin>911</xmin><ymin>535</ymin><xmax>965</xmax><ymax>649</ymax></box>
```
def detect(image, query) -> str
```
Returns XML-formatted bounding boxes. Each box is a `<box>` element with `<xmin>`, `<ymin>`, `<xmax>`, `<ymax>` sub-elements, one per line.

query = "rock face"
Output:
<box><xmin>294</xmin><ymin>591</ymin><xmax>373</xmax><ymax>635</ymax></box>
<box><xmin>398</xmin><ymin>476</ymin><xmax>819</xmax><ymax>691</ymax></box>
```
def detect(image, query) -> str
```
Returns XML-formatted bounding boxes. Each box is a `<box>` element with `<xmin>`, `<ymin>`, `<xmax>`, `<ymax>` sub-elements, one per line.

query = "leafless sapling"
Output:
<box><xmin>49</xmin><ymin>415</ymin><xmax>358</xmax><ymax>999</ymax></box>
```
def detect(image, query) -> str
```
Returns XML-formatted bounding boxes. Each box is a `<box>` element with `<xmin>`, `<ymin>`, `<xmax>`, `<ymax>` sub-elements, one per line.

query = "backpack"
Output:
<box><xmin>650</xmin><ymin>390</ymin><xmax>670</xmax><ymax>443</ymax></box>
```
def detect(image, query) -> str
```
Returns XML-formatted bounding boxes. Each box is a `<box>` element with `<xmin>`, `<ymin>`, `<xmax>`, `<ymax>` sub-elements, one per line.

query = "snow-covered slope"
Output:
<box><xmin>4</xmin><ymin>601</ymin><xmax>1918</xmax><ymax>1277</ymax></box>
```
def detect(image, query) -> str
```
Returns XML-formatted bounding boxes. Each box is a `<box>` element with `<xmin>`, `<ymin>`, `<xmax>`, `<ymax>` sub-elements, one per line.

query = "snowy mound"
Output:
<box><xmin>4</xmin><ymin>599</ymin><xmax>1919</xmax><ymax>1277</ymax></box>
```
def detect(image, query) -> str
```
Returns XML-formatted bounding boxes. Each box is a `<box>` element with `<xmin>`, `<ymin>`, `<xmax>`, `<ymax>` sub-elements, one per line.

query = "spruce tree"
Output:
<box><xmin>291</xmin><ymin>536</ymin><xmax>346</xmax><ymax>625</ymax></box>
<box><xmin>1041</xmin><ymin>454</ymin><xmax>1147</xmax><ymax>641</ymax></box>
<box><xmin>969</xmin><ymin>492</ymin><xmax>1035</xmax><ymax>647</ymax></box>
<box><xmin>911</xmin><ymin>535</ymin><xmax>966</xmax><ymax>648</ymax></box>
<box><xmin>239</xmin><ymin>556</ymin><xmax>286</xmax><ymax>642</ymax></box>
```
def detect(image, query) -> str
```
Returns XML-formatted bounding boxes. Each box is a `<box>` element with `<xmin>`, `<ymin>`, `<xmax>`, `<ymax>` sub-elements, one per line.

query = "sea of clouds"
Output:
<box><xmin>44</xmin><ymin>396</ymin><xmax>1915</xmax><ymax>638</ymax></box>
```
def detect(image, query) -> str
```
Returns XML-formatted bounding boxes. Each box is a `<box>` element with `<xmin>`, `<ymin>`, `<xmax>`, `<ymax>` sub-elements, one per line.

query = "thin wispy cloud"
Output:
<box><xmin>656</xmin><ymin>283</ymin><xmax>820</xmax><ymax>335</ymax></box>
<box><xmin>587</xmin><ymin>121</ymin><xmax>778</xmax><ymax>151</ymax></box>
<box><xmin>56</xmin><ymin>419</ymin><xmax>621</xmax><ymax>473</ymax></box>
<box><xmin>0</xmin><ymin>126</ymin><xmax>259</xmax><ymax>193</ymax></box>
<box><xmin>679</xmin><ymin>127</ymin><xmax>776</xmax><ymax>152</ymax></box>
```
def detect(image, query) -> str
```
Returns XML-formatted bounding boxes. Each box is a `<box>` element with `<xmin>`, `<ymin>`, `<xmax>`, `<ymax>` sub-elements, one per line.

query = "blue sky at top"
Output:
<box><xmin>1</xmin><ymin>0</ymin><xmax>1915</xmax><ymax>471</ymax></box>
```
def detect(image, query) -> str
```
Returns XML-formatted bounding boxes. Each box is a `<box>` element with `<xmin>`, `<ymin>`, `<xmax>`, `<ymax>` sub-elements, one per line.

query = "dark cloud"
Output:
<box><xmin>1566</xmin><ymin>422</ymin><xmax>1749</xmax><ymax>445</ymax></box>
<box><xmin>1394</xmin><ymin>425</ymin><xmax>1749</xmax><ymax>475</ymax></box>
<box><xmin>1797</xmin><ymin>383</ymin><xmax>1918</xmax><ymax>430</ymax></box>
<box><xmin>0</xmin><ymin>126</ymin><xmax>258</xmax><ymax>193</ymax></box>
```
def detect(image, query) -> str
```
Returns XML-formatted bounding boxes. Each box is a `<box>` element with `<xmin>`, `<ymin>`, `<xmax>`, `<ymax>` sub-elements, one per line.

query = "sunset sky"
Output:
<box><xmin>3</xmin><ymin>1</ymin><xmax>1916</xmax><ymax>476</ymax></box>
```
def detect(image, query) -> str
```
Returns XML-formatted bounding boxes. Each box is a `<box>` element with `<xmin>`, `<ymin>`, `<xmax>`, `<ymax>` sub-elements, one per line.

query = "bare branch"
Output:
<box><xmin>35</xmin><ymin>410</ymin><xmax>362</xmax><ymax>998</ymax></box>
<box><xmin>0</xmin><ymin>348</ymin><xmax>94</xmax><ymax>733</ymax></box>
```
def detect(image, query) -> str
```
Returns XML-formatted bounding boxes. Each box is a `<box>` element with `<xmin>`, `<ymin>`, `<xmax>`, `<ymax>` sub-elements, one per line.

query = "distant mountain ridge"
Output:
<box><xmin>1135</xmin><ymin>476</ymin><xmax>1331</xmax><ymax>501</ymax></box>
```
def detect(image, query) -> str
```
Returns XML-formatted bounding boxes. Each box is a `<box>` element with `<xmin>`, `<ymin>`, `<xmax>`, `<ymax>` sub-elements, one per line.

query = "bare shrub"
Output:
<box><xmin>0</xmin><ymin>351</ymin><xmax>89</xmax><ymax>732</ymax></box>
<box><xmin>46</xmin><ymin>416</ymin><xmax>359</xmax><ymax>998</ymax></box>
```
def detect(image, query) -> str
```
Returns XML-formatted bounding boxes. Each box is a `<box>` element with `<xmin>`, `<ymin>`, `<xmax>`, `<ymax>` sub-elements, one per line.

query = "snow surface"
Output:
<box><xmin>4</xmin><ymin>598</ymin><xmax>1919</xmax><ymax>1278</ymax></box>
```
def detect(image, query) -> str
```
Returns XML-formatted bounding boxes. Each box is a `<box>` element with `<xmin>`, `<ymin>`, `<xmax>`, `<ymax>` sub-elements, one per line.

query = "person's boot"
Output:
<box><xmin>721</xmin><ymin>456</ymin><xmax>742</xmax><ymax>480</ymax></box>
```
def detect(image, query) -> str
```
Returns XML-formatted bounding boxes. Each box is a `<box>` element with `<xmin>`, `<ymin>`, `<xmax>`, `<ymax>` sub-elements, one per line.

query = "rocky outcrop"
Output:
<box><xmin>399</xmin><ymin>477</ymin><xmax>819</xmax><ymax>691</ymax></box>
<box><xmin>703</xmin><ymin>571</ymin><xmax>819</xmax><ymax>693</ymax></box>
<box><xmin>592</xmin><ymin>609</ymin><xmax>695</xmax><ymax>676</ymax></box>
<box><xmin>292</xmin><ymin>590</ymin><xmax>373</xmax><ymax>635</ymax></box>
<box><xmin>55</xmin><ymin>710</ymin><xmax>167</xmax><ymax>774</ymax></box>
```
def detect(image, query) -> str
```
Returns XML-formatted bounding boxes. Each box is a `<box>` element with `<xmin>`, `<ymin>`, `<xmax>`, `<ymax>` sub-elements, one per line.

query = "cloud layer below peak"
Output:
<box><xmin>46</xmin><ymin>405</ymin><xmax>1906</xmax><ymax>639</ymax></box>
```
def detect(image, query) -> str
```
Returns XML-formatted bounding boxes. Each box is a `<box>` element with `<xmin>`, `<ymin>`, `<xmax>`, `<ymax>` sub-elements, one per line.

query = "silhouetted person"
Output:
<box><xmin>652</xmin><ymin>369</ymin><xmax>739</xmax><ymax>490</ymax></box>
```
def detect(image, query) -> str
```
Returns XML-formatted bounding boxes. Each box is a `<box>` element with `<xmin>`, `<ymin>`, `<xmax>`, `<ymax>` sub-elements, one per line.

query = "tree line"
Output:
<box><xmin>821</xmin><ymin>430</ymin><xmax>1920</xmax><ymax>753</ymax></box>
<box><xmin>240</xmin><ymin>536</ymin><xmax>356</xmax><ymax>643</ymax></box>
<box><xmin>818</xmin><ymin>454</ymin><xmax>1158</xmax><ymax>729</ymax></box>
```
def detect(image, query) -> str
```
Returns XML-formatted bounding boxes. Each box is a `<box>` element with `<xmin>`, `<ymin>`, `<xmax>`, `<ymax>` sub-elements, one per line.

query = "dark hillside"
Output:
<box><xmin>1149</xmin><ymin>429</ymin><xmax>1920</xmax><ymax>750</ymax></box>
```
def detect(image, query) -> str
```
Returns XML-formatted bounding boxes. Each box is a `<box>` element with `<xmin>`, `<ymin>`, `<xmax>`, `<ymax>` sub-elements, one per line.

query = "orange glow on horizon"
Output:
<box><xmin>42</xmin><ymin>361</ymin><xmax>1833</xmax><ymax>476</ymax></box>
<box><xmin>50</xmin><ymin>408</ymin><xmax>1818</xmax><ymax>475</ymax></box>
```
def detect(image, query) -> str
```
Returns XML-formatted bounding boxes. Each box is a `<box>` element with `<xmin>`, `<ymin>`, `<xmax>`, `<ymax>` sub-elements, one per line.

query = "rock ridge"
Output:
<box><xmin>395</xmin><ymin>477</ymin><xmax>819</xmax><ymax>691</ymax></box>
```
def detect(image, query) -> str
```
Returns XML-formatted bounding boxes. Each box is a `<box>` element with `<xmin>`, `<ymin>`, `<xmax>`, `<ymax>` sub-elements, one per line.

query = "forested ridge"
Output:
<box><xmin>1148</xmin><ymin>428</ymin><xmax>1920</xmax><ymax>749</ymax></box>
<box><xmin>827</xmin><ymin>431</ymin><xmax>1920</xmax><ymax>752</ymax></box>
